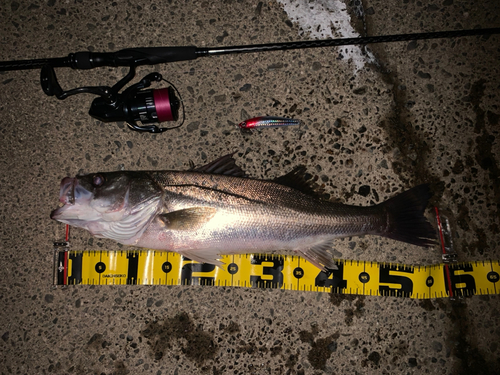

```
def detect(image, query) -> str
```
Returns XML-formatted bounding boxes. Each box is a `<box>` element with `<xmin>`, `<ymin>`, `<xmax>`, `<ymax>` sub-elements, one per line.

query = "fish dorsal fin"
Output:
<box><xmin>273</xmin><ymin>166</ymin><xmax>323</xmax><ymax>196</ymax></box>
<box><xmin>297</xmin><ymin>239</ymin><xmax>339</xmax><ymax>272</ymax></box>
<box><xmin>191</xmin><ymin>153</ymin><xmax>246</xmax><ymax>177</ymax></box>
<box><xmin>159</xmin><ymin>207</ymin><xmax>217</xmax><ymax>230</ymax></box>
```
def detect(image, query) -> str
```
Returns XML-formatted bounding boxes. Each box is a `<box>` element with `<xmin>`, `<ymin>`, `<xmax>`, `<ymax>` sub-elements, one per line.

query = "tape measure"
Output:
<box><xmin>53</xmin><ymin>246</ymin><xmax>500</xmax><ymax>299</ymax></box>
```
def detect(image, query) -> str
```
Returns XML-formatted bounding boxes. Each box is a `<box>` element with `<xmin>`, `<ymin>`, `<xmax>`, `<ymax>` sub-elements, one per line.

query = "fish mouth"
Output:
<box><xmin>60</xmin><ymin>177</ymin><xmax>76</xmax><ymax>205</ymax></box>
<box><xmin>50</xmin><ymin>177</ymin><xmax>92</xmax><ymax>220</ymax></box>
<box><xmin>50</xmin><ymin>177</ymin><xmax>76</xmax><ymax>219</ymax></box>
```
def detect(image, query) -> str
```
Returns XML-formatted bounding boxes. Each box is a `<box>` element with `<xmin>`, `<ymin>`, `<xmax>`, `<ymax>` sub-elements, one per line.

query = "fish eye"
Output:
<box><xmin>92</xmin><ymin>174</ymin><xmax>105</xmax><ymax>187</ymax></box>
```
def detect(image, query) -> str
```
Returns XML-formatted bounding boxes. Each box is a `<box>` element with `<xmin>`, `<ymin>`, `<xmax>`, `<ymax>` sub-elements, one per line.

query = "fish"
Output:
<box><xmin>50</xmin><ymin>154</ymin><xmax>437</xmax><ymax>271</ymax></box>
<box><xmin>237</xmin><ymin>116</ymin><xmax>302</xmax><ymax>133</ymax></box>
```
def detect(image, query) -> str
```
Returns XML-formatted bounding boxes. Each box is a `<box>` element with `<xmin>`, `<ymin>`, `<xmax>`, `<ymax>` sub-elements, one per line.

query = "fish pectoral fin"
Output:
<box><xmin>159</xmin><ymin>207</ymin><xmax>217</xmax><ymax>230</ymax></box>
<box><xmin>297</xmin><ymin>240</ymin><xmax>338</xmax><ymax>271</ymax></box>
<box><xmin>180</xmin><ymin>250</ymin><xmax>225</xmax><ymax>268</ymax></box>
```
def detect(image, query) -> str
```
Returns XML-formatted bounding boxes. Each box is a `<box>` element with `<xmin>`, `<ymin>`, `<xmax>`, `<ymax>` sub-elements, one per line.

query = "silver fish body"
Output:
<box><xmin>51</xmin><ymin>155</ymin><xmax>436</xmax><ymax>270</ymax></box>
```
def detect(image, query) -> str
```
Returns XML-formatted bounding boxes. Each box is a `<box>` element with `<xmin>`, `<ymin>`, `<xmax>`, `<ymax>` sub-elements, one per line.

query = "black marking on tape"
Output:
<box><xmin>68</xmin><ymin>252</ymin><xmax>83</xmax><ymax>285</ymax></box>
<box><xmin>162</xmin><ymin>261</ymin><xmax>172</xmax><ymax>274</ymax></box>
<box><xmin>426</xmin><ymin>276</ymin><xmax>434</xmax><ymax>287</ymax></box>
<box><xmin>250</xmin><ymin>255</ymin><xmax>284</xmax><ymax>289</ymax></box>
<box><xmin>449</xmin><ymin>263</ymin><xmax>476</xmax><ymax>297</ymax></box>
<box><xmin>56</xmin><ymin>251</ymin><xmax>66</xmax><ymax>286</ymax></box>
<box><xmin>359</xmin><ymin>272</ymin><xmax>370</xmax><ymax>284</ymax></box>
<box><xmin>181</xmin><ymin>258</ymin><xmax>216</xmax><ymax>286</ymax></box>
<box><xmin>228</xmin><ymin>263</ymin><xmax>238</xmax><ymax>275</ymax></box>
<box><xmin>379</xmin><ymin>264</ymin><xmax>414</xmax><ymax>298</ymax></box>
<box><xmin>315</xmin><ymin>262</ymin><xmax>346</xmax><ymax>291</ymax></box>
<box><xmin>95</xmin><ymin>262</ymin><xmax>106</xmax><ymax>274</ymax></box>
<box><xmin>293</xmin><ymin>267</ymin><xmax>304</xmax><ymax>279</ymax></box>
<box><xmin>126</xmin><ymin>252</ymin><xmax>139</xmax><ymax>285</ymax></box>
<box><xmin>487</xmin><ymin>271</ymin><xmax>499</xmax><ymax>283</ymax></box>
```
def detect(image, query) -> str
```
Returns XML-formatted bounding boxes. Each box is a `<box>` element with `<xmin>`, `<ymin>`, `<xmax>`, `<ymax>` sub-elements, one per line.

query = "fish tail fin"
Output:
<box><xmin>378</xmin><ymin>184</ymin><xmax>437</xmax><ymax>247</ymax></box>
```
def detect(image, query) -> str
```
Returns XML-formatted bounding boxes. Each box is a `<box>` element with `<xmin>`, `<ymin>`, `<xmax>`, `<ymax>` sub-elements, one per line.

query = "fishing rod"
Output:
<box><xmin>1</xmin><ymin>27</ymin><xmax>499</xmax><ymax>133</ymax></box>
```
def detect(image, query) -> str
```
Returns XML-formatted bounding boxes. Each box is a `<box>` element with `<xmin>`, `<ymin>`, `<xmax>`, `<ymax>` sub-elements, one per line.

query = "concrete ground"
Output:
<box><xmin>1</xmin><ymin>0</ymin><xmax>499</xmax><ymax>374</ymax></box>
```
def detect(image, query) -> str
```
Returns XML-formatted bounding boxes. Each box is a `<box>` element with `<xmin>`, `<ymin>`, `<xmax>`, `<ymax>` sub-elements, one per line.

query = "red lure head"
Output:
<box><xmin>237</xmin><ymin>117</ymin><xmax>262</xmax><ymax>129</ymax></box>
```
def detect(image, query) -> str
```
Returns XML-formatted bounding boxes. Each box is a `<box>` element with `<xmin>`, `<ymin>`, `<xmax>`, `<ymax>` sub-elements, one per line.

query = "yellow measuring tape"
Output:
<box><xmin>53</xmin><ymin>247</ymin><xmax>500</xmax><ymax>299</ymax></box>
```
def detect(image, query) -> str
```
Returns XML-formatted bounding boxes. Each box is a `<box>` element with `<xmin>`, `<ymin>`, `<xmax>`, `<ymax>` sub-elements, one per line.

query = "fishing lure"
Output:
<box><xmin>237</xmin><ymin>116</ymin><xmax>302</xmax><ymax>132</ymax></box>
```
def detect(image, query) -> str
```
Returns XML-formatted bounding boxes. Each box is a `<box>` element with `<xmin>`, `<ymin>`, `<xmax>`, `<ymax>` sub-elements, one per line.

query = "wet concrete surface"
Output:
<box><xmin>1</xmin><ymin>0</ymin><xmax>499</xmax><ymax>374</ymax></box>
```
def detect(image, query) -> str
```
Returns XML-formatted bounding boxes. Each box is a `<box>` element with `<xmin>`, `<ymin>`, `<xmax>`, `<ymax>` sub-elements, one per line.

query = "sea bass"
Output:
<box><xmin>50</xmin><ymin>154</ymin><xmax>437</xmax><ymax>270</ymax></box>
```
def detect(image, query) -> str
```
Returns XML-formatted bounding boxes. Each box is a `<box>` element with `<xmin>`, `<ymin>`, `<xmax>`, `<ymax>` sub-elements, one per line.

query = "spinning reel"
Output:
<box><xmin>40</xmin><ymin>64</ymin><xmax>183</xmax><ymax>133</ymax></box>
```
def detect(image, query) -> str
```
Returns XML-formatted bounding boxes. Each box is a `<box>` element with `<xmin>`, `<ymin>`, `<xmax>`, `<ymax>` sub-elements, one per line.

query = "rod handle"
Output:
<box><xmin>69</xmin><ymin>46</ymin><xmax>199</xmax><ymax>69</ymax></box>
